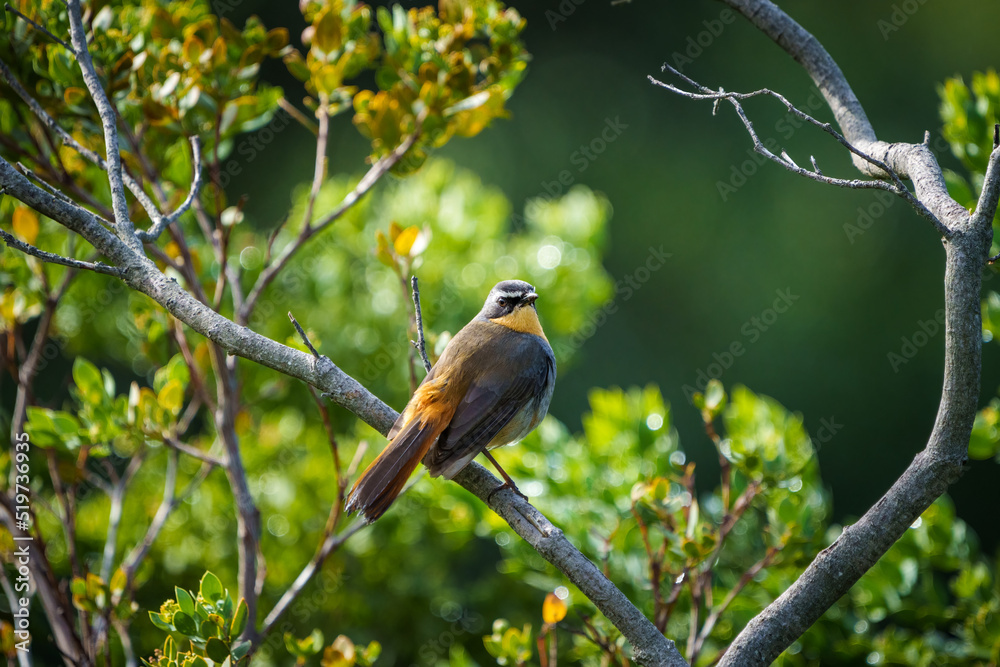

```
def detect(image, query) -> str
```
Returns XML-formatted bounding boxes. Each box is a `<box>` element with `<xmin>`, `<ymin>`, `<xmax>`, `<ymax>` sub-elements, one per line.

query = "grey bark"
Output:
<box><xmin>689</xmin><ymin>1</ymin><xmax>1000</xmax><ymax>664</ymax></box>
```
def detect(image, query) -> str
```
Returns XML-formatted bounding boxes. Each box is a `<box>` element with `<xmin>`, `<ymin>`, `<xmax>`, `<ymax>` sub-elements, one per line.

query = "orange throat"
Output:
<box><xmin>490</xmin><ymin>306</ymin><xmax>548</xmax><ymax>341</ymax></box>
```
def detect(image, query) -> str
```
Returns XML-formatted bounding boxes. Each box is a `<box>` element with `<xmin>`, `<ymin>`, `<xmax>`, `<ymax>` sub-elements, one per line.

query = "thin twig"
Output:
<box><xmin>300</xmin><ymin>95</ymin><xmax>330</xmax><ymax>231</ymax></box>
<box><xmin>4</xmin><ymin>3</ymin><xmax>72</xmax><ymax>50</ymax></box>
<box><xmin>288</xmin><ymin>312</ymin><xmax>320</xmax><ymax>358</ymax></box>
<box><xmin>410</xmin><ymin>275</ymin><xmax>432</xmax><ymax>373</ymax></box>
<box><xmin>100</xmin><ymin>452</ymin><xmax>145</xmax><ymax>582</ymax></box>
<box><xmin>0</xmin><ymin>56</ymin><xmax>164</xmax><ymax>232</ymax></box>
<box><xmin>277</xmin><ymin>96</ymin><xmax>319</xmax><ymax>136</ymax></box>
<box><xmin>693</xmin><ymin>543</ymin><xmax>783</xmax><ymax>661</ymax></box>
<box><xmin>136</xmin><ymin>137</ymin><xmax>205</xmax><ymax>242</ymax></box>
<box><xmin>649</xmin><ymin>66</ymin><xmax>951</xmax><ymax>238</ymax></box>
<box><xmin>0</xmin><ymin>228</ymin><xmax>123</xmax><ymax>276</ymax></box>
<box><xmin>66</xmin><ymin>0</ymin><xmax>141</xmax><ymax>250</ymax></box>
<box><xmin>116</xmin><ymin>448</ymin><xmax>217</xmax><ymax>602</ymax></box>
<box><xmin>164</xmin><ymin>434</ymin><xmax>225</xmax><ymax>466</ymax></box>
<box><xmin>973</xmin><ymin>123</ymin><xmax>1000</xmax><ymax>235</ymax></box>
<box><xmin>256</xmin><ymin>519</ymin><xmax>366</xmax><ymax>641</ymax></box>
<box><xmin>239</xmin><ymin>116</ymin><xmax>425</xmax><ymax>323</ymax></box>
<box><xmin>16</xmin><ymin>162</ymin><xmax>79</xmax><ymax>206</ymax></box>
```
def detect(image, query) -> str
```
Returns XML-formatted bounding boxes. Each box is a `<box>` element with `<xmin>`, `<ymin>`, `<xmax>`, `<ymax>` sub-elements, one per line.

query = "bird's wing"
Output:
<box><xmin>424</xmin><ymin>334</ymin><xmax>554</xmax><ymax>477</ymax></box>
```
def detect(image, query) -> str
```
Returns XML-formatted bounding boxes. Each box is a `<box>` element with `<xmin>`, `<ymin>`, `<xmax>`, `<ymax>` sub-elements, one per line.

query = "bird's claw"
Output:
<box><xmin>488</xmin><ymin>481</ymin><xmax>528</xmax><ymax>503</ymax></box>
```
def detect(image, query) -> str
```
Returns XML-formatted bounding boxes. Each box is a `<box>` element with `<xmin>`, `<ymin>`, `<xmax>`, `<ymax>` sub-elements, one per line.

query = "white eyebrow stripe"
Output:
<box><xmin>495</xmin><ymin>291</ymin><xmax>523</xmax><ymax>299</ymax></box>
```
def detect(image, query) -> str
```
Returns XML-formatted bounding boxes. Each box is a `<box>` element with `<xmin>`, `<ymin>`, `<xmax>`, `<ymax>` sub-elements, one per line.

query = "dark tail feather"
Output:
<box><xmin>345</xmin><ymin>419</ymin><xmax>441</xmax><ymax>522</ymax></box>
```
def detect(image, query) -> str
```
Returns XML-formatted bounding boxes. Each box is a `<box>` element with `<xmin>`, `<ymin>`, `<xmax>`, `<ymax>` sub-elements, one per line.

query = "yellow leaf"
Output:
<box><xmin>375</xmin><ymin>230</ymin><xmax>394</xmax><ymax>267</ymax></box>
<box><xmin>63</xmin><ymin>87</ymin><xmax>87</xmax><ymax>106</ymax></box>
<box><xmin>12</xmin><ymin>208</ymin><xmax>39</xmax><ymax>245</ymax></box>
<box><xmin>321</xmin><ymin>635</ymin><xmax>356</xmax><ymax>667</ymax></box>
<box><xmin>393</xmin><ymin>226</ymin><xmax>420</xmax><ymax>256</ymax></box>
<box><xmin>388</xmin><ymin>221</ymin><xmax>403</xmax><ymax>243</ymax></box>
<box><xmin>157</xmin><ymin>379</ymin><xmax>185</xmax><ymax>415</ymax></box>
<box><xmin>542</xmin><ymin>592</ymin><xmax>567</xmax><ymax>624</ymax></box>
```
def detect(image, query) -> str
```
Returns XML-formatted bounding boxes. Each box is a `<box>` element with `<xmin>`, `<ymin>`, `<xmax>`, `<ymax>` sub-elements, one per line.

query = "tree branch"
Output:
<box><xmin>973</xmin><ymin>124</ymin><xmax>1000</xmax><ymax>231</ymax></box>
<box><xmin>0</xmin><ymin>228</ymin><xmax>123</xmax><ymax>276</ymax></box>
<box><xmin>650</xmin><ymin>2</ymin><xmax>993</xmax><ymax>664</ymax></box>
<box><xmin>410</xmin><ymin>275</ymin><xmax>432</xmax><ymax>373</ymax></box>
<box><xmin>4</xmin><ymin>3</ymin><xmax>72</xmax><ymax>50</ymax></box>
<box><xmin>717</xmin><ymin>0</ymin><xmax>969</xmax><ymax>225</ymax></box>
<box><xmin>238</xmin><ymin>120</ymin><xmax>423</xmax><ymax>324</ymax></box>
<box><xmin>0</xmin><ymin>151</ymin><xmax>688</xmax><ymax>667</ymax></box>
<box><xmin>648</xmin><ymin>67</ymin><xmax>949</xmax><ymax>236</ymax></box>
<box><xmin>135</xmin><ymin>137</ymin><xmax>204</xmax><ymax>242</ymax></box>
<box><xmin>65</xmin><ymin>0</ymin><xmax>141</xmax><ymax>252</ymax></box>
<box><xmin>0</xmin><ymin>53</ymin><xmax>174</xmax><ymax>240</ymax></box>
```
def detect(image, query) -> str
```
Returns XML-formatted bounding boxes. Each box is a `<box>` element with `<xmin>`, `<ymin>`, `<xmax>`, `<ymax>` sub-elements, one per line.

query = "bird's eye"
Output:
<box><xmin>497</xmin><ymin>298</ymin><xmax>507</xmax><ymax>307</ymax></box>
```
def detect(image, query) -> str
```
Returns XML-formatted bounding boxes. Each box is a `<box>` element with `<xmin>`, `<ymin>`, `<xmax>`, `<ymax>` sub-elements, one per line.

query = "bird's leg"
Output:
<box><xmin>482</xmin><ymin>450</ymin><xmax>528</xmax><ymax>502</ymax></box>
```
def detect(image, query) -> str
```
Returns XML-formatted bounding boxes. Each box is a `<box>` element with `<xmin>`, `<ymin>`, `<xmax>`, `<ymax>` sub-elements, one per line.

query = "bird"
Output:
<box><xmin>345</xmin><ymin>279</ymin><xmax>556</xmax><ymax>523</ymax></box>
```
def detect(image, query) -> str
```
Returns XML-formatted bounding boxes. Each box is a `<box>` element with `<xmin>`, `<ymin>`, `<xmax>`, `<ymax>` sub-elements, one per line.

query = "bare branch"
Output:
<box><xmin>649</xmin><ymin>67</ymin><xmax>950</xmax><ymax>237</ymax></box>
<box><xmin>164</xmin><ymin>434</ymin><xmax>224</xmax><ymax>466</ymax></box>
<box><xmin>278</xmin><ymin>96</ymin><xmax>319</xmax><ymax>135</ymax></box>
<box><xmin>0</xmin><ymin>55</ymin><xmax>165</xmax><ymax>237</ymax></box>
<box><xmin>239</xmin><ymin>119</ymin><xmax>424</xmax><ymax>323</ymax></box>
<box><xmin>0</xmin><ymin>228</ymin><xmax>122</xmax><ymax>276</ymax></box>
<box><xmin>717</xmin><ymin>0</ymin><xmax>969</xmax><ymax>226</ymax></box>
<box><xmin>256</xmin><ymin>520</ymin><xmax>366</xmax><ymax>641</ymax></box>
<box><xmin>972</xmin><ymin>124</ymin><xmax>1000</xmax><ymax>230</ymax></box>
<box><xmin>301</xmin><ymin>96</ymin><xmax>330</xmax><ymax>231</ymax></box>
<box><xmin>16</xmin><ymin>161</ymin><xmax>84</xmax><ymax>208</ymax></box>
<box><xmin>66</xmin><ymin>0</ymin><xmax>140</xmax><ymax>252</ymax></box>
<box><xmin>136</xmin><ymin>137</ymin><xmax>204</xmax><ymax>242</ymax></box>
<box><xmin>288</xmin><ymin>311</ymin><xmax>321</xmax><ymax>358</ymax></box>
<box><xmin>410</xmin><ymin>275</ymin><xmax>432</xmax><ymax>373</ymax></box>
<box><xmin>4</xmin><ymin>3</ymin><xmax>72</xmax><ymax>50</ymax></box>
<box><xmin>117</xmin><ymin>448</ymin><xmax>217</xmax><ymax>601</ymax></box>
<box><xmin>651</xmin><ymin>2</ymin><xmax>994</xmax><ymax>665</ymax></box>
<box><xmin>100</xmin><ymin>452</ymin><xmax>145</xmax><ymax>583</ymax></box>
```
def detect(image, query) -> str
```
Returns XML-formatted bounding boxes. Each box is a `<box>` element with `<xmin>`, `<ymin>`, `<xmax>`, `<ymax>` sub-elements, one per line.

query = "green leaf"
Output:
<box><xmin>205</xmin><ymin>637</ymin><xmax>230</xmax><ymax>663</ymax></box>
<box><xmin>231</xmin><ymin>598</ymin><xmax>248</xmax><ymax>638</ymax></box>
<box><xmin>175</xmin><ymin>587</ymin><xmax>195</xmax><ymax>616</ymax></box>
<box><xmin>199</xmin><ymin>572</ymin><xmax>224</xmax><ymax>604</ymax></box>
<box><xmin>172</xmin><ymin>611</ymin><xmax>198</xmax><ymax>636</ymax></box>
<box><xmin>231</xmin><ymin>640</ymin><xmax>251</xmax><ymax>661</ymax></box>
<box><xmin>73</xmin><ymin>357</ymin><xmax>105</xmax><ymax>403</ymax></box>
<box><xmin>154</xmin><ymin>354</ymin><xmax>191</xmax><ymax>393</ymax></box>
<box><xmin>158</xmin><ymin>379</ymin><xmax>185</xmax><ymax>415</ymax></box>
<box><xmin>149</xmin><ymin>611</ymin><xmax>173</xmax><ymax>632</ymax></box>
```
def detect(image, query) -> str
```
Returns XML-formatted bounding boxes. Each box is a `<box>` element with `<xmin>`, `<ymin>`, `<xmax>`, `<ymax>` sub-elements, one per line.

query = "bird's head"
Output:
<box><xmin>479</xmin><ymin>280</ymin><xmax>539</xmax><ymax>320</ymax></box>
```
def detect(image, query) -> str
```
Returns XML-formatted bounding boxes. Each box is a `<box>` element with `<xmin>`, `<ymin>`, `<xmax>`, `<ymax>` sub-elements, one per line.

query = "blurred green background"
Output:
<box><xmin>219</xmin><ymin>0</ymin><xmax>1000</xmax><ymax>549</ymax></box>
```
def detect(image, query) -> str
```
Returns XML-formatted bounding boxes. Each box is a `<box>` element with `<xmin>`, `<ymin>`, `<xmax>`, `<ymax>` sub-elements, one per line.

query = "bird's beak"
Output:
<box><xmin>522</xmin><ymin>292</ymin><xmax>539</xmax><ymax>306</ymax></box>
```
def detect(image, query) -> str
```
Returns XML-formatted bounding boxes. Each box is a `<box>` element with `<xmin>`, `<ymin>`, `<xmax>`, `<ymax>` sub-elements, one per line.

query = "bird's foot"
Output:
<box><xmin>488</xmin><ymin>480</ymin><xmax>529</xmax><ymax>503</ymax></box>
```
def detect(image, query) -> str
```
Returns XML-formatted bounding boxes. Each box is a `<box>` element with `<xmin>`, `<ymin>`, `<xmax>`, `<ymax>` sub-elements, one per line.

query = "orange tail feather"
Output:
<box><xmin>345</xmin><ymin>416</ymin><xmax>446</xmax><ymax>522</ymax></box>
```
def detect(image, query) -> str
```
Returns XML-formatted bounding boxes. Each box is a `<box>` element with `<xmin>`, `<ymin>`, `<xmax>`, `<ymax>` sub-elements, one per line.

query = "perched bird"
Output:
<box><xmin>346</xmin><ymin>280</ymin><xmax>556</xmax><ymax>523</ymax></box>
